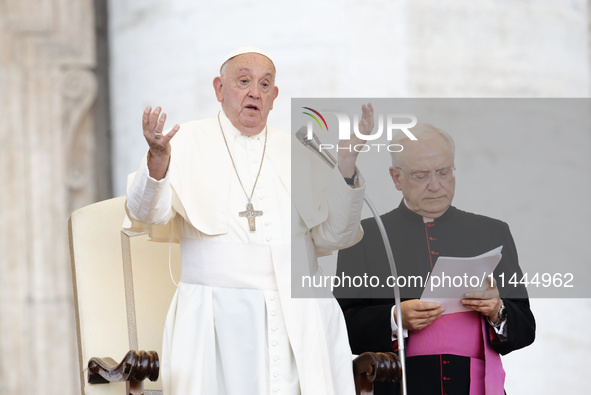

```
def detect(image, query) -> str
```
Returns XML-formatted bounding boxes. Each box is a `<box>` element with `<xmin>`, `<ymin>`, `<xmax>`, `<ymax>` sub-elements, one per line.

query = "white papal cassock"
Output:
<box><xmin>125</xmin><ymin>111</ymin><xmax>365</xmax><ymax>394</ymax></box>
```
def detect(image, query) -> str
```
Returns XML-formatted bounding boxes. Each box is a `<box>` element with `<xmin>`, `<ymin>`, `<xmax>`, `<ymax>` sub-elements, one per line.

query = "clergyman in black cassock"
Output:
<box><xmin>334</xmin><ymin>124</ymin><xmax>535</xmax><ymax>395</ymax></box>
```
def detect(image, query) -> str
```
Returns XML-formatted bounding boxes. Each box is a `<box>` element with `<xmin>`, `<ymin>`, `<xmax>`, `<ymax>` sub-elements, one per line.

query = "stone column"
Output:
<box><xmin>0</xmin><ymin>0</ymin><xmax>105</xmax><ymax>393</ymax></box>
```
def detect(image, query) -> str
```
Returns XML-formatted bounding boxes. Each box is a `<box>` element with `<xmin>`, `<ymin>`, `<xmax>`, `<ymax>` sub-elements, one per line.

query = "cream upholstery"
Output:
<box><xmin>69</xmin><ymin>196</ymin><xmax>180</xmax><ymax>395</ymax></box>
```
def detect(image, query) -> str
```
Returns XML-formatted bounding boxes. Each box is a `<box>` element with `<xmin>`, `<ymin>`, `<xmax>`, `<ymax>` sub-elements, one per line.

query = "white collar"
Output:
<box><xmin>219</xmin><ymin>110</ymin><xmax>266</xmax><ymax>140</ymax></box>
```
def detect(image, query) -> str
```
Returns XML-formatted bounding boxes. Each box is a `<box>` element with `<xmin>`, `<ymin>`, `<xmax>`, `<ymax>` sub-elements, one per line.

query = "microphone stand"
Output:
<box><xmin>296</xmin><ymin>129</ymin><xmax>407</xmax><ymax>395</ymax></box>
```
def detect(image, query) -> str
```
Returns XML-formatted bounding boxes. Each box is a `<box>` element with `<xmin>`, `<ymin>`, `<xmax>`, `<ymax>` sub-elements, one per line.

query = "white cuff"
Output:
<box><xmin>126</xmin><ymin>161</ymin><xmax>174</xmax><ymax>225</ymax></box>
<box><xmin>391</xmin><ymin>305</ymin><xmax>409</xmax><ymax>340</ymax></box>
<box><xmin>486</xmin><ymin>316</ymin><xmax>508</xmax><ymax>340</ymax></box>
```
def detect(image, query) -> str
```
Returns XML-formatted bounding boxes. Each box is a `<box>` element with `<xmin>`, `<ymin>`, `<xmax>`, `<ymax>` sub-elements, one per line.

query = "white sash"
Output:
<box><xmin>180</xmin><ymin>238</ymin><xmax>277</xmax><ymax>291</ymax></box>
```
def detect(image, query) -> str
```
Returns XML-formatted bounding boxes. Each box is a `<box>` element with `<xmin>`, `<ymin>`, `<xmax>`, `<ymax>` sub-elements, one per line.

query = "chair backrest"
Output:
<box><xmin>69</xmin><ymin>196</ymin><xmax>180</xmax><ymax>395</ymax></box>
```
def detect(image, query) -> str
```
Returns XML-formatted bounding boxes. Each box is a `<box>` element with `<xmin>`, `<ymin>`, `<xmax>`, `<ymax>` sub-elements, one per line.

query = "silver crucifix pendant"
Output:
<box><xmin>239</xmin><ymin>202</ymin><xmax>263</xmax><ymax>232</ymax></box>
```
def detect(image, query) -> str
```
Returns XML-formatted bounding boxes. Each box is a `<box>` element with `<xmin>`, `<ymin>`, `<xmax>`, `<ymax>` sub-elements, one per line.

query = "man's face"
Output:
<box><xmin>390</xmin><ymin>134</ymin><xmax>455</xmax><ymax>219</ymax></box>
<box><xmin>213</xmin><ymin>53</ymin><xmax>278</xmax><ymax>135</ymax></box>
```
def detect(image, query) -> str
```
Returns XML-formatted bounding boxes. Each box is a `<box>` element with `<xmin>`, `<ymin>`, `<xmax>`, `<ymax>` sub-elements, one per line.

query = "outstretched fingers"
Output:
<box><xmin>162</xmin><ymin>123</ymin><xmax>181</xmax><ymax>144</ymax></box>
<box><xmin>142</xmin><ymin>106</ymin><xmax>180</xmax><ymax>146</ymax></box>
<box><xmin>142</xmin><ymin>106</ymin><xmax>152</xmax><ymax>132</ymax></box>
<box><xmin>358</xmin><ymin>103</ymin><xmax>375</xmax><ymax>136</ymax></box>
<box><xmin>149</xmin><ymin>106</ymin><xmax>162</xmax><ymax>132</ymax></box>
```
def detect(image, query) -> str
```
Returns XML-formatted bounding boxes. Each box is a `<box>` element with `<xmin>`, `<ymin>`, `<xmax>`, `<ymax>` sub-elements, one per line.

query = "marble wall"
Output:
<box><xmin>0</xmin><ymin>0</ymin><xmax>107</xmax><ymax>393</ymax></box>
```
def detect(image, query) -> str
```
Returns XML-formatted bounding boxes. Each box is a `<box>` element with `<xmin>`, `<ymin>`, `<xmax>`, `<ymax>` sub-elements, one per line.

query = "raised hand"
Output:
<box><xmin>337</xmin><ymin>103</ymin><xmax>375</xmax><ymax>180</ymax></box>
<box><xmin>357</xmin><ymin>103</ymin><xmax>375</xmax><ymax>137</ymax></box>
<box><xmin>142</xmin><ymin>106</ymin><xmax>180</xmax><ymax>180</ymax></box>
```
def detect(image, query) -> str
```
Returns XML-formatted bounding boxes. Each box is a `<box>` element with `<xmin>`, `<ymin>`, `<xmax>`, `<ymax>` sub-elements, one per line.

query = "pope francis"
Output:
<box><xmin>125</xmin><ymin>47</ymin><xmax>374</xmax><ymax>395</ymax></box>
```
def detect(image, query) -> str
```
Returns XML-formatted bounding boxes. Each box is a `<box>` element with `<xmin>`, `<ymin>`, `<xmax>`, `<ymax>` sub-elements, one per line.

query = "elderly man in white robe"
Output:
<box><xmin>125</xmin><ymin>47</ymin><xmax>374</xmax><ymax>395</ymax></box>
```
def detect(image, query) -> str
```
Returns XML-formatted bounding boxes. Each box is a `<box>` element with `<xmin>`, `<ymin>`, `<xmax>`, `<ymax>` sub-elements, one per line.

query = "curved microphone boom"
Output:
<box><xmin>296</xmin><ymin>127</ymin><xmax>408</xmax><ymax>395</ymax></box>
<box><xmin>295</xmin><ymin>127</ymin><xmax>337</xmax><ymax>167</ymax></box>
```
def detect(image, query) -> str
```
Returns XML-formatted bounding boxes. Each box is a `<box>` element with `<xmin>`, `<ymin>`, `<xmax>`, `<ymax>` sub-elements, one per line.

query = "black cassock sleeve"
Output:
<box><xmin>491</xmin><ymin>222</ymin><xmax>536</xmax><ymax>354</ymax></box>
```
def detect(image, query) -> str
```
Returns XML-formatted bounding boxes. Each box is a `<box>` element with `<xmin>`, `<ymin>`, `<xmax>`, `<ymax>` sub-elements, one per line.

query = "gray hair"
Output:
<box><xmin>390</xmin><ymin>123</ymin><xmax>455</xmax><ymax>168</ymax></box>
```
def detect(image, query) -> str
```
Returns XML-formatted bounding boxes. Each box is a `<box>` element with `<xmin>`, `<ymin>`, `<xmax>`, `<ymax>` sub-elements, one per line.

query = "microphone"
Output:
<box><xmin>296</xmin><ymin>126</ymin><xmax>408</xmax><ymax>395</ymax></box>
<box><xmin>295</xmin><ymin>127</ymin><xmax>337</xmax><ymax>168</ymax></box>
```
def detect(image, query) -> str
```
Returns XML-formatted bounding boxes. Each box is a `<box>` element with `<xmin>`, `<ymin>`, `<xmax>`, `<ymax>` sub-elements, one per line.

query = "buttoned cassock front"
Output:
<box><xmin>125</xmin><ymin>111</ymin><xmax>365</xmax><ymax>394</ymax></box>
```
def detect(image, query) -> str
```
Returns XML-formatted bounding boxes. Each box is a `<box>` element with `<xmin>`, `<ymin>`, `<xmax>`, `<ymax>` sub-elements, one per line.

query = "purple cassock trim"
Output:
<box><xmin>406</xmin><ymin>311</ymin><xmax>505</xmax><ymax>395</ymax></box>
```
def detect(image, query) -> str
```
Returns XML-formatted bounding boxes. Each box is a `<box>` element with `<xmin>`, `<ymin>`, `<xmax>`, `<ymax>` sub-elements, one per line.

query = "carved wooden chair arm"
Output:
<box><xmin>88</xmin><ymin>350</ymin><xmax>159</xmax><ymax>388</ymax></box>
<box><xmin>353</xmin><ymin>351</ymin><xmax>402</xmax><ymax>395</ymax></box>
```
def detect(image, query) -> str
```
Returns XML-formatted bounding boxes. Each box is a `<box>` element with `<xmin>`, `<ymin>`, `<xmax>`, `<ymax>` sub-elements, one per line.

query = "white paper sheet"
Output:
<box><xmin>420</xmin><ymin>245</ymin><xmax>503</xmax><ymax>315</ymax></box>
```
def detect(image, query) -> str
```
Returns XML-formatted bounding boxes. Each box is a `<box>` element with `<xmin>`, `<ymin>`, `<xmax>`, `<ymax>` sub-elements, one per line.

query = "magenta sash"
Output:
<box><xmin>406</xmin><ymin>311</ymin><xmax>505</xmax><ymax>395</ymax></box>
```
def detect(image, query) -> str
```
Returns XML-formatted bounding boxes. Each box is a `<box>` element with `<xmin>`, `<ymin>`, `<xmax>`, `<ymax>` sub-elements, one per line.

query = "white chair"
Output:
<box><xmin>68</xmin><ymin>196</ymin><xmax>180</xmax><ymax>395</ymax></box>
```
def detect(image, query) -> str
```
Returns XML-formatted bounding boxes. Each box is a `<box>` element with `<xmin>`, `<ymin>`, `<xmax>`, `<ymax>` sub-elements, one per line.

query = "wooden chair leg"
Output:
<box><xmin>127</xmin><ymin>379</ymin><xmax>143</xmax><ymax>395</ymax></box>
<box><xmin>353</xmin><ymin>352</ymin><xmax>402</xmax><ymax>395</ymax></box>
<box><xmin>88</xmin><ymin>350</ymin><xmax>159</xmax><ymax>394</ymax></box>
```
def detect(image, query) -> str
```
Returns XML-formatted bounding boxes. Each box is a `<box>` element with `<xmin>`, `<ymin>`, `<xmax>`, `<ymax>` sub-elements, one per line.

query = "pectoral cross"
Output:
<box><xmin>239</xmin><ymin>202</ymin><xmax>263</xmax><ymax>232</ymax></box>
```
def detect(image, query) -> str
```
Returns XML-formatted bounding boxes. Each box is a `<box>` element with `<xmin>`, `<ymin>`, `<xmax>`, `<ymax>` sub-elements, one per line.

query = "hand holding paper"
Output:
<box><xmin>420</xmin><ymin>246</ymin><xmax>503</xmax><ymax>315</ymax></box>
<box><xmin>460</xmin><ymin>275</ymin><xmax>503</xmax><ymax>322</ymax></box>
<box><xmin>398</xmin><ymin>299</ymin><xmax>446</xmax><ymax>332</ymax></box>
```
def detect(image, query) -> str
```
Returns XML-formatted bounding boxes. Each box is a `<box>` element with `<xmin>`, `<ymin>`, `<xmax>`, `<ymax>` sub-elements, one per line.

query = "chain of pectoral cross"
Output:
<box><xmin>218</xmin><ymin>112</ymin><xmax>268</xmax><ymax>231</ymax></box>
